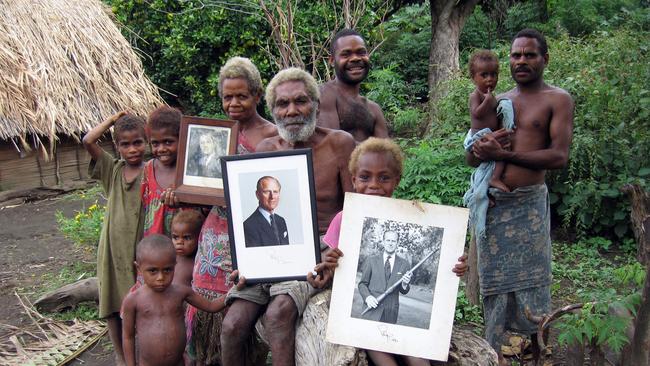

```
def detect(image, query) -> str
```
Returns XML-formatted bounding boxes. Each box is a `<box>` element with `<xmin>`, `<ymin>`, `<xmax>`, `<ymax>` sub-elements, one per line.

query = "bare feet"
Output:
<box><xmin>489</xmin><ymin>177</ymin><xmax>511</xmax><ymax>192</ymax></box>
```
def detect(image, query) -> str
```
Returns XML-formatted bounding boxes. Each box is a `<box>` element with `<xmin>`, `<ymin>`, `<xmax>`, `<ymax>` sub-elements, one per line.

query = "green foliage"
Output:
<box><xmin>454</xmin><ymin>283</ymin><xmax>483</xmax><ymax>325</ymax></box>
<box><xmin>556</xmin><ymin>292</ymin><xmax>639</xmax><ymax>353</ymax></box>
<box><xmin>56</xmin><ymin>201</ymin><xmax>105</xmax><ymax>249</ymax></box>
<box><xmin>372</xmin><ymin>3</ymin><xmax>431</xmax><ymax>101</ymax></box>
<box><xmin>548</xmin><ymin>0</ymin><xmax>650</xmax><ymax>36</ymax></box>
<box><xmin>545</xmin><ymin>31</ymin><xmax>650</xmax><ymax>238</ymax></box>
<box><xmin>394</xmin><ymin>136</ymin><xmax>473</xmax><ymax>206</ymax></box>
<box><xmin>553</xmin><ymin>239</ymin><xmax>641</xmax><ymax>353</ymax></box>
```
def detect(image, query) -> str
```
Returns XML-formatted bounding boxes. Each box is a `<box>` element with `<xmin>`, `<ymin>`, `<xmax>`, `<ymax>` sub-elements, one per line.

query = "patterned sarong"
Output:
<box><xmin>477</xmin><ymin>184</ymin><xmax>552</xmax><ymax>296</ymax></box>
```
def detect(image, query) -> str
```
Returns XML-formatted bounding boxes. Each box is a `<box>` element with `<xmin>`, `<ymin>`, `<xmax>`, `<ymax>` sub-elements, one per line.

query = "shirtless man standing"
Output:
<box><xmin>220</xmin><ymin>67</ymin><xmax>355</xmax><ymax>366</ymax></box>
<box><xmin>467</xmin><ymin>28</ymin><xmax>574</xmax><ymax>364</ymax></box>
<box><xmin>318</xmin><ymin>29</ymin><xmax>389</xmax><ymax>141</ymax></box>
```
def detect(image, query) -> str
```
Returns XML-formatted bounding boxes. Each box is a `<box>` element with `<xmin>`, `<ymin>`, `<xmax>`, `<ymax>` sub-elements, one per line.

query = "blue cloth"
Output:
<box><xmin>463</xmin><ymin>98</ymin><xmax>516</xmax><ymax>239</ymax></box>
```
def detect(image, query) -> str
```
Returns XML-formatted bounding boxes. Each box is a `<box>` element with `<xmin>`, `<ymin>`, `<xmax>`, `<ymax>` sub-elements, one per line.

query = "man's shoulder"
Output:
<box><xmin>243</xmin><ymin>210</ymin><xmax>261</xmax><ymax>225</ymax></box>
<box><xmin>318</xmin><ymin>127</ymin><xmax>355</xmax><ymax>146</ymax></box>
<box><xmin>256</xmin><ymin>135</ymin><xmax>284</xmax><ymax>152</ymax></box>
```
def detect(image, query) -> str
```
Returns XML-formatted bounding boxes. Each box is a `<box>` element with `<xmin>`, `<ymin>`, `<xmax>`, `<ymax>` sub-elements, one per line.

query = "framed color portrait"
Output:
<box><xmin>221</xmin><ymin>149</ymin><xmax>321</xmax><ymax>284</ymax></box>
<box><xmin>175</xmin><ymin>116</ymin><xmax>238</xmax><ymax>206</ymax></box>
<box><xmin>326</xmin><ymin>193</ymin><xmax>469</xmax><ymax>361</ymax></box>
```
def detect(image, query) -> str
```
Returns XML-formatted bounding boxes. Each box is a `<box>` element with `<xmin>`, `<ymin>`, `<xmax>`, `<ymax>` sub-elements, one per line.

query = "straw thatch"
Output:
<box><xmin>0</xmin><ymin>0</ymin><xmax>163</xmax><ymax>154</ymax></box>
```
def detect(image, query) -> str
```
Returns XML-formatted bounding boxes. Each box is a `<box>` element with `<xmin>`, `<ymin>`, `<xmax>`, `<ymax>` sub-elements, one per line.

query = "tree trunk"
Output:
<box><xmin>465</xmin><ymin>235</ymin><xmax>480</xmax><ymax>306</ymax></box>
<box><xmin>425</xmin><ymin>0</ymin><xmax>478</xmax><ymax>135</ymax></box>
<box><xmin>621</xmin><ymin>184</ymin><xmax>650</xmax><ymax>366</ymax></box>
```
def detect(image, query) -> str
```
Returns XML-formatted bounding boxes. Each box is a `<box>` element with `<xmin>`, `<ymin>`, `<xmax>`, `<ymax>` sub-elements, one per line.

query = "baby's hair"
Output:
<box><xmin>348</xmin><ymin>137</ymin><xmax>404</xmax><ymax>177</ymax></box>
<box><xmin>135</xmin><ymin>234</ymin><xmax>175</xmax><ymax>262</ymax></box>
<box><xmin>171</xmin><ymin>210</ymin><xmax>205</xmax><ymax>236</ymax></box>
<box><xmin>146</xmin><ymin>106</ymin><xmax>181</xmax><ymax>137</ymax></box>
<box><xmin>113</xmin><ymin>114</ymin><xmax>146</xmax><ymax>143</ymax></box>
<box><xmin>468</xmin><ymin>49</ymin><xmax>499</xmax><ymax>77</ymax></box>
<box><xmin>218</xmin><ymin>56</ymin><xmax>264</xmax><ymax>98</ymax></box>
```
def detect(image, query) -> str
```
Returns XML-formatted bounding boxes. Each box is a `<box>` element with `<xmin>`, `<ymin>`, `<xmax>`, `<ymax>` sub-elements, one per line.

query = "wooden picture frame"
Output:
<box><xmin>221</xmin><ymin>149</ymin><xmax>321</xmax><ymax>284</ymax></box>
<box><xmin>175</xmin><ymin>116</ymin><xmax>238</xmax><ymax>206</ymax></box>
<box><xmin>326</xmin><ymin>193</ymin><xmax>469</xmax><ymax>361</ymax></box>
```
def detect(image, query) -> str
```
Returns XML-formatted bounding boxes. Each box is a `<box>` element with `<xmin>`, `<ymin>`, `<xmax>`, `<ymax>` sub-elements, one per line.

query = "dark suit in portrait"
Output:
<box><xmin>243</xmin><ymin>209</ymin><xmax>290</xmax><ymax>247</ymax></box>
<box><xmin>357</xmin><ymin>253</ymin><xmax>410</xmax><ymax>323</ymax></box>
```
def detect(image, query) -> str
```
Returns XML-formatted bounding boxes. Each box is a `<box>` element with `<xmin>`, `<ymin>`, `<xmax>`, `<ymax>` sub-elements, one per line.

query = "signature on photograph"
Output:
<box><xmin>378</xmin><ymin>325</ymin><xmax>398</xmax><ymax>343</ymax></box>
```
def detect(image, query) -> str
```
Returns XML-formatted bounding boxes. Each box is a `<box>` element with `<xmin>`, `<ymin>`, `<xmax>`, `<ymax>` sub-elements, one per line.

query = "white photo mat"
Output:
<box><xmin>326</xmin><ymin>192</ymin><xmax>469</xmax><ymax>361</ymax></box>
<box><xmin>223</xmin><ymin>152</ymin><xmax>319</xmax><ymax>282</ymax></box>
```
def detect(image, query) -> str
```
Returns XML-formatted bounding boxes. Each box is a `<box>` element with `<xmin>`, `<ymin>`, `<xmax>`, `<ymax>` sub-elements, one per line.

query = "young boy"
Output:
<box><xmin>82</xmin><ymin>110</ymin><xmax>146</xmax><ymax>366</ymax></box>
<box><xmin>171</xmin><ymin>210</ymin><xmax>204</xmax><ymax>287</ymax></box>
<box><xmin>468</xmin><ymin>50</ymin><xmax>509</xmax><ymax>193</ymax></box>
<box><xmin>308</xmin><ymin>138</ymin><xmax>467</xmax><ymax>366</ymax></box>
<box><xmin>122</xmin><ymin>235</ymin><xmax>237</xmax><ymax>366</ymax></box>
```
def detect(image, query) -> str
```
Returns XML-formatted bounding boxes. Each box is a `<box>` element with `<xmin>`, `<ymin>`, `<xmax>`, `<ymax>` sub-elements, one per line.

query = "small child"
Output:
<box><xmin>171</xmin><ymin>210</ymin><xmax>205</xmax><ymax>287</ymax></box>
<box><xmin>82</xmin><ymin>110</ymin><xmax>146</xmax><ymax>366</ymax></box>
<box><xmin>142</xmin><ymin>106</ymin><xmax>185</xmax><ymax>237</ymax></box>
<box><xmin>468</xmin><ymin>50</ymin><xmax>509</xmax><ymax>192</ymax></box>
<box><xmin>122</xmin><ymin>235</ymin><xmax>229</xmax><ymax>366</ymax></box>
<box><xmin>309</xmin><ymin>138</ymin><xmax>467</xmax><ymax>366</ymax></box>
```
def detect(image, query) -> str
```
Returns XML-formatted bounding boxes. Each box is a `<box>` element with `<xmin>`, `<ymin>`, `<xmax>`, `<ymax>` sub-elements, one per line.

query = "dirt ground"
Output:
<box><xmin>0</xmin><ymin>194</ymin><xmax>113</xmax><ymax>365</ymax></box>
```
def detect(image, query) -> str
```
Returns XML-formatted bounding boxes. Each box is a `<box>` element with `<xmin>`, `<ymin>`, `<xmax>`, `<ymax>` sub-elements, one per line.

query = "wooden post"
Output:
<box><xmin>466</xmin><ymin>235</ymin><xmax>480</xmax><ymax>306</ymax></box>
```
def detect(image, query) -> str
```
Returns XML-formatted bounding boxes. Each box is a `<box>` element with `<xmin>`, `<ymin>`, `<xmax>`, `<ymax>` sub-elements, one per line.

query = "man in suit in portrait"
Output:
<box><xmin>358</xmin><ymin>229</ymin><xmax>412</xmax><ymax>324</ymax></box>
<box><xmin>243</xmin><ymin>176</ymin><xmax>290</xmax><ymax>247</ymax></box>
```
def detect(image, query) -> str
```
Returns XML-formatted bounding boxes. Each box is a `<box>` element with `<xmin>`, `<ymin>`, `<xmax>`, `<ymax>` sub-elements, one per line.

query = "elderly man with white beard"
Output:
<box><xmin>220</xmin><ymin>67</ymin><xmax>355</xmax><ymax>366</ymax></box>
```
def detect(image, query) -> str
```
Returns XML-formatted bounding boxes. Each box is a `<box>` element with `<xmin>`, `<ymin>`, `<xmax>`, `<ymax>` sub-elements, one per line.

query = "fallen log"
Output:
<box><xmin>34</xmin><ymin>277</ymin><xmax>98</xmax><ymax>313</ymax></box>
<box><xmin>257</xmin><ymin>289</ymin><xmax>497</xmax><ymax>366</ymax></box>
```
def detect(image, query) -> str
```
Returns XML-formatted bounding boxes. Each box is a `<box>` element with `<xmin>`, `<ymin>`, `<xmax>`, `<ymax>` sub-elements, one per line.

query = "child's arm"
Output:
<box><xmin>184</xmin><ymin>287</ymin><xmax>227</xmax><ymax>313</ymax></box>
<box><xmin>82</xmin><ymin>111</ymin><xmax>127</xmax><ymax>161</ymax></box>
<box><xmin>470</xmin><ymin>89</ymin><xmax>497</xmax><ymax>122</ymax></box>
<box><xmin>121</xmin><ymin>293</ymin><xmax>137</xmax><ymax>366</ymax></box>
<box><xmin>184</xmin><ymin>270</ymin><xmax>246</xmax><ymax>312</ymax></box>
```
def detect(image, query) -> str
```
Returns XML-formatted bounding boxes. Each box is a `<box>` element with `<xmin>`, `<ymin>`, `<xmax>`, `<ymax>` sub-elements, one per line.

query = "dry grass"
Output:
<box><xmin>0</xmin><ymin>0</ymin><xmax>163</xmax><ymax>155</ymax></box>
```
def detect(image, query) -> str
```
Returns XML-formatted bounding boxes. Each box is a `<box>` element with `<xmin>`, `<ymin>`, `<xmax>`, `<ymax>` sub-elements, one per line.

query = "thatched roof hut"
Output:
<box><xmin>0</xmin><ymin>0</ymin><xmax>163</xmax><ymax>191</ymax></box>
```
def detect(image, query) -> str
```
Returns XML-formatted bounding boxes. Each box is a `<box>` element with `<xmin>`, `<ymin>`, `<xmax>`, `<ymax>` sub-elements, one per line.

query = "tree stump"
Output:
<box><xmin>255</xmin><ymin>289</ymin><xmax>497</xmax><ymax>366</ymax></box>
<box><xmin>34</xmin><ymin>277</ymin><xmax>98</xmax><ymax>313</ymax></box>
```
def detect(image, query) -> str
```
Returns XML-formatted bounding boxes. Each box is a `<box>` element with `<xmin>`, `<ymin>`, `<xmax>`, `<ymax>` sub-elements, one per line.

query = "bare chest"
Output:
<box><xmin>511</xmin><ymin>97</ymin><xmax>552</xmax><ymax>149</ymax></box>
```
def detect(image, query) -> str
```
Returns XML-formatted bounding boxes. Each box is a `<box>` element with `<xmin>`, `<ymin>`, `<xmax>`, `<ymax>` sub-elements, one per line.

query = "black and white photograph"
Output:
<box><xmin>350</xmin><ymin>217</ymin><xmax>442</xmax><ymax>330</ymax></box>
<box><xmin>174</xmin><ymin>116</ymin><xmax>238</xmax><ymax>206</ymax></box>
<box><xmin>327</xmin><ymin>193</ymin><xmax>468</xmax><ymax>361</ymax></box>
<box><xmin>222</xmin><ymin>149</ymin><xmax>320</xmax><ymax>283</ymax></box>
<box><xmin>185</xmin><ymin>126</ymin><xmax>229</xmax><ymax>179</ymax></box>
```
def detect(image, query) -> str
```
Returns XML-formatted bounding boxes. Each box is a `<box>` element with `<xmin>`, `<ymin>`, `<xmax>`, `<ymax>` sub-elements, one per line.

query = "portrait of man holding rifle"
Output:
<box><xmin>357</xmin><ymin>229</ymin><xmax>417</xmax><ymax>324</ymax></box>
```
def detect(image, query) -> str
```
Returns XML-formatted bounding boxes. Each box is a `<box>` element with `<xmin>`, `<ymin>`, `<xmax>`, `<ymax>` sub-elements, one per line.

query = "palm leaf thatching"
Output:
<box><xmin>0</xmin><ymin>292</ymin><xmax>107</xmax><ymax>366</ymax></box>
<box><xmin>0</xmin><ymin>0</ymin><xmax>163</xmax><ymax>156</ymax></box>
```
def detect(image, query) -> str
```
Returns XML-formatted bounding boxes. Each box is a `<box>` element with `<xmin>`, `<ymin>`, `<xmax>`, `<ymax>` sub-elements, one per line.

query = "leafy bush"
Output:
<box><xmin>56</xmin><ymin>201</ymin><xmax>105</xmax><ymax>249</ymax></box>
<box><xmin>394</xmin><ymin>136</ymin><xmax>473</xmax><ymax>206</ymax></box>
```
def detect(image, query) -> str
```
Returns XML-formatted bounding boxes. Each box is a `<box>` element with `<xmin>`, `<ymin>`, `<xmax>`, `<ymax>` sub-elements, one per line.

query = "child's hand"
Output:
<box><xmin>229</xmin><ymin>270</ymin><xmax>246</xmax><ymax>290</ymax></box>
<box><xmin>452</xmin><ymin>253</ymin><xmax>468</xmax><ymax>277</ymax></box>
<box><xmin>108</xmin><ymin>110</ymin><xmax>128</xmax><ymax>125</ymax></box>
<box><xmin>306</xmin><ymin>248</ymin><xmax>343</xmax><ymax>289</ymax></box>
<box><xmin>162</xmin><ymin>188</ymin><xmax>179</xmax><ymax>207</ymax></box>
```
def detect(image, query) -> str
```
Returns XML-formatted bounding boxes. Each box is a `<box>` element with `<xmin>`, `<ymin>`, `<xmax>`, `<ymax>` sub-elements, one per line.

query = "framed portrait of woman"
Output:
<box><xmin>175</xmin><ymin>116</ymin><xmax>239</xmax><ymax>206</ymax></box>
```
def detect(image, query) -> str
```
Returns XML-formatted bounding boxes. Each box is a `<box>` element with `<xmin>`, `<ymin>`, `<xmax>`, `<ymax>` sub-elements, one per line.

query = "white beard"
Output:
<box><xmin>273</xmin><ymin>103</ymin><xmax>318</xmax><ymax>143</ymax></box>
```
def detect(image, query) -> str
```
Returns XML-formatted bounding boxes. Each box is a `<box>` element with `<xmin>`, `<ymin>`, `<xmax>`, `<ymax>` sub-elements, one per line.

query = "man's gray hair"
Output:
<box><xmin>218</xmin><ymin>57</ymin><xmax>264</xmax><ymax>98</ymax></box>
<box><xmin>265</xmin><ymin>67</ymin><xmax>320</xmax><ymax>111</ymax></box>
